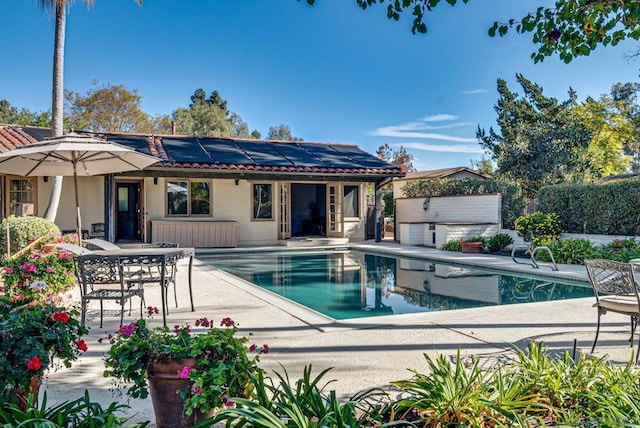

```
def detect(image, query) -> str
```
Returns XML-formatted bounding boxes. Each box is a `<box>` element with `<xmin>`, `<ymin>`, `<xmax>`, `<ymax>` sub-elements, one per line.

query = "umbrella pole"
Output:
<box><xmin>73</xmin><ymin>167</ymin><xmax>83</xmax><ymax>247</ymax></box>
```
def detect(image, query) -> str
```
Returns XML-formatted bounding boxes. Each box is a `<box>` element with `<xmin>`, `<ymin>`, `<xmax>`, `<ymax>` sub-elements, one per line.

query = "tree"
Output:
<box><xmin>39</xmin><ymin>0</ymin><xmax>141</xmax><ymax>222</ymax></box>
<box><xmin>301</xmin><ymin>0</ymin><xmax>640</xmax><ymax>63</ymax></box>
<box><xmin>173</xmin><ymin>99</ymin><xmax>232</xmax><ymax>137</ymax></box>
<box><xmin>573</xmin><ymin>94</ymin><xmax>634</xmax><ymax>180</ymax></box>
<box><xmin>611</xmin><ymin>82</ymin><xmax>640</xmax><ymax>170</ymax></box>
<box><xmin>470</xmin><ymin>155</ymin><xmax>494</xmax><ymax>175</ymax></box>
<box><xmin>267</xmin><ymin>124</ymin><xmax>302</xmax><ymax>141</ymax></box>
<box><xmin>477</xmin><ymin>74</ymin><xmax>591</xmax><ymax>198</ymax></box>
<box><xmin>65</xmin><ymin>82</ymin><xmax>153</xmax><ymax>132</ymax></box>
<box><xmin>376</xmin><ymin>143</ymin><xmax>415</xmax><ymax>172</ymax></box>
<box><xmin>0</xmin><ymin>100</ymin><xmax>51</xmax><ymax>126</ymax></box>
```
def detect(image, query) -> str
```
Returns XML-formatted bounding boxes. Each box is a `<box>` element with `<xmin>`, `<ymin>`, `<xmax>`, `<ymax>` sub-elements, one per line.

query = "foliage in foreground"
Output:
<box><xmin>203</xmin><ymin>342</ymin><xmax>640</xmax><ymax>427</ymax></box>
<box><xmin>0</xmin><ymin>390</ymin><xmax>148</xmax><ymax>427</ymax></box>
<box><xmin>0</xmin><ymin>215</ymin><xmax>60</xmax><ymax>258</ymax></box>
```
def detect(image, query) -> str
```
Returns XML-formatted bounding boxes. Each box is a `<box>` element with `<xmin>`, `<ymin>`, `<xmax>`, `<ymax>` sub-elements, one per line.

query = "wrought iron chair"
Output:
<box><xmin>584</xmin><ymin>259</ymin><xmax>640</xmax><ymax>362</ymax></box>
<box><xmin>141</xmin><ymin>242</ymin><xmax>180</xmax><ymax>310</ymax></box>
<box><xmin>74</xmin><ymin>254</ymin><xmax>145</xmax><ymax>328</ymax></box>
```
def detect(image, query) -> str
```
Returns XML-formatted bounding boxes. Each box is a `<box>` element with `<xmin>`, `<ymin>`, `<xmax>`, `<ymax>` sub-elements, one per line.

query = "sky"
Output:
<box><xmin>2</xmin><ymin>0</ymin><xmax>640</xmax><ymax>171</ymax></box>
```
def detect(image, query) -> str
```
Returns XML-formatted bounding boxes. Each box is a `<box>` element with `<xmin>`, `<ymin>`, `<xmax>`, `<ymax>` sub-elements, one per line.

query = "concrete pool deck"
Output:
<box><xmin>44</xmin><ymin>242</ymin><xmax>637</xmax><ymax>426</ymax></box>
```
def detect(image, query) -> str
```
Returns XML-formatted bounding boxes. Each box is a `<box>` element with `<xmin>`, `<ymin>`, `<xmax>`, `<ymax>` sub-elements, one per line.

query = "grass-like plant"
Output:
<box><xmin>0</xmin><ymin>390</ymin><xmax>148</xmax><ymax>427</ymax></box>
<box><xmin>205</xmin><ymin>365</ymin><xmax>391</xmax><ymax>428</ymax></box>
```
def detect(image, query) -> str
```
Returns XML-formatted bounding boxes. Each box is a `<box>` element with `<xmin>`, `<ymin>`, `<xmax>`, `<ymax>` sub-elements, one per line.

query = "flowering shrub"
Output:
<box><xmin>103</xmin><ymin>307</ymin><xmax>267</xmax><ymax>416</ymax></box>
<box><xmin>0</xmin><ymin>296</ymin><xmax>88</xmax><ymax>405</ymax></box>
<box><xmin>2</xmin><ymin>232</ymin><xmax>77</xmax><ymax>299</ymax></box>
<box><xmin>515</xmin><ymin>211</ymin><xmax>562</xmax><ymax>247</ymax></box>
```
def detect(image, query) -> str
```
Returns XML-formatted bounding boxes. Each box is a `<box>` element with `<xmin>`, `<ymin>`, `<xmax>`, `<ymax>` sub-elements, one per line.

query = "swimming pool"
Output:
<box><xmin>200</xmin><ymin>250</ymin><xmax>593</xmax><ymax>320</ymax></box>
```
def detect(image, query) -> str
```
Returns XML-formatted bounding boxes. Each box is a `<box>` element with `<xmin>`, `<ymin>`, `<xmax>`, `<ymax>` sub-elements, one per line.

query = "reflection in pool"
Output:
<box><xmin>200</xmin><ymin>250</ymin><xmax>593</xmax><ymax>320</ymax></box>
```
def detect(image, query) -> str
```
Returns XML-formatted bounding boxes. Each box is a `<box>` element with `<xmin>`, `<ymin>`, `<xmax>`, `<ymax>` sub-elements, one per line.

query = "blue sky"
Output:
<box><xmin>2</xmin><ymin>0</ymin><xmax>639</xmax><ymax>170</ymax></box>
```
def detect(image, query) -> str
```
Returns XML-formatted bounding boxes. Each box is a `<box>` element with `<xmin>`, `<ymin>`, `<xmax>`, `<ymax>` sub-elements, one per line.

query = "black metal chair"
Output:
<box><xmin>74</xmin><ymin>254</ymin><xmax>145</xmax><ymax>328</ymax></box>
<box><xmin>141</xmin><ymin>243</ymin><xmax>180</xmax><ymax>310</ymax></box>
<box><xmin>585</xmin><ymin>259</ymin><xmax>640</xmax><ymax>362</ymax></box>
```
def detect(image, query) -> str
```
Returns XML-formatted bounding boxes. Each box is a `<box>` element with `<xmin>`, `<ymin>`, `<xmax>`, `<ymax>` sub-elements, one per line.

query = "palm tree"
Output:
<box><xmin>38</xmin><ymin>1</ymin><xmax>140</xmax><ymax>221</ymax></box>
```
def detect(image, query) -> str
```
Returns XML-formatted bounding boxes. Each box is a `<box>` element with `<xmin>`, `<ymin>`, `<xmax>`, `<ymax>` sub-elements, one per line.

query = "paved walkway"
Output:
<box><xmin>44</xmin><ymin>242</ymin><xmax>636</xmax><ymax>426</ymax></box>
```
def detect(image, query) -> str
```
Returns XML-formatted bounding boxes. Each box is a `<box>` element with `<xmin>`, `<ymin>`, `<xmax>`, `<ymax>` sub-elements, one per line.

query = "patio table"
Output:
<box><xmin>93</xmin><ymin>247</ymin><xmax>195</xmax><ymax>327</ymax></box>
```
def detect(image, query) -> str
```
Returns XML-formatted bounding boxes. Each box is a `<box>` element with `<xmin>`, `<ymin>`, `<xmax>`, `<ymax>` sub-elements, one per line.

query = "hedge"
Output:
<box><xmin>538</xmin><ymin>180</ymin><xmax>640</xmax><ymax>235</ymax></box>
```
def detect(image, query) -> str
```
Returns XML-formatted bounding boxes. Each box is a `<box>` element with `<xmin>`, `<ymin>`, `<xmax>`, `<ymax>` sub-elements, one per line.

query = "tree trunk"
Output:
<box><xmin>43</xmin><ymin>2</ymin><xmax>65</xmax><ymax>222</ymax></box>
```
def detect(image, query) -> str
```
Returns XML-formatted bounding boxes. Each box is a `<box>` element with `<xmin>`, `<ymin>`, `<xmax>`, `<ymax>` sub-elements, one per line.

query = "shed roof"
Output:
<box><xmin>396</xmin><ymin>167</ymin><xmax>490</xmax><ymax>181</ymax></box>
<box><xmin>0</xmin><ymin>125</ymin><xmax>403</xmax><ymax>180</ymax></box>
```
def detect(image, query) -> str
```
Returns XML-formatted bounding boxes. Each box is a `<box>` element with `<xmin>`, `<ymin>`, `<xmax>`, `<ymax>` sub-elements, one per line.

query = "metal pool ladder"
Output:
<box><xmin>511</xmin><ymin>245</ymin><xmax>558</xmax><ymax>271</ymax></box>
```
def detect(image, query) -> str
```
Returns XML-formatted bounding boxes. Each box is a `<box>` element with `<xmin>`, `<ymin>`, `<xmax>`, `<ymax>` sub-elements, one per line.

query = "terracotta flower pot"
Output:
<box><xmin>147</xmin><ymin>358</ymin><xmax>213</xmax><ymax>428</ymax></box>
<box><xmin>461</xmin><ymin>241</ymin><xmax>483</xmax><ymax>254</ymax></box>
<box><xmin>16</xmin><ymin>376</ymin><xmax>42</xmax><ymax>412</ymax></box>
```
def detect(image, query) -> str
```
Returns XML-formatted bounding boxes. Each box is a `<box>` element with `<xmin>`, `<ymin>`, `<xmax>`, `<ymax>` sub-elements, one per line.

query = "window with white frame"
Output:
<box><xmin>8</xmin><ymin>177</ymin><xmax>36</xmax><ymax>216</ymax></box>
<box><xmin>166</xmin><ymin>180</ymin><xmax>211</xmax><ymax>216</ymax></box>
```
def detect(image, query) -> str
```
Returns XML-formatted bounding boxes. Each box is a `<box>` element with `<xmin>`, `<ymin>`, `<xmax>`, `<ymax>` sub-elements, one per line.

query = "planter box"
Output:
<box><xmin>461</xmin><ymin>241</ymin><xmax>483</xmax><ymax>253</ymax></box>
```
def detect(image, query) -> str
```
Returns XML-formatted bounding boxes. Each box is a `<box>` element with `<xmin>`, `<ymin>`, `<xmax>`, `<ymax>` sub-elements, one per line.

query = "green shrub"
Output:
<box><xmin>539</xmin><ymin>180</ymin><xmax>640</xmax><ymax>235</ymax></box>
<box><xmin>441</xmin><ymin>239</ymin><xmax>462</xmax><ymax>252</ymax></box>
<box><xmin>486</xmin><ymin>233</ymin><xmax>514</xmax><ymax>252</ymax></box>
<box><xmin>591</xmin><ymin>238</ymin><xmax>640</xmax><ymax>262</ymax></box>
<box><xmin>0</xmin><ymin>215</ymin><xmax>60</xmax><ymax>258</ymax></box>
<box><xmin>537</xmin><ymin>237</ymin><xmax>595</xmax><ymax>264</ymax></box>
<box><xmin>515</xmin><ymin>211</ymin><xmax>562</xmax><ymax>246</ymax></box>
<box><xmin>465</xmin><ymin>235</ymin><xmax>487</xmax><ymax>243</ymax></box>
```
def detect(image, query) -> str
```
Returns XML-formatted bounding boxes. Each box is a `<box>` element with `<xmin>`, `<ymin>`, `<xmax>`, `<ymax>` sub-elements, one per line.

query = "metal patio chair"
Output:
<box><xmin>74</xmin><ymin>254</ymin><xmax>145</xmax><ymax>328</ymax></box>
<box><xmin>584</xmin><ymin>259</ymin><xmax>640</xmax><ymax>363</ymax></box>
<box><xmin>141</xmin><ymin>242</ymin><xmax>180</xmax><ymax>310</ymax></box>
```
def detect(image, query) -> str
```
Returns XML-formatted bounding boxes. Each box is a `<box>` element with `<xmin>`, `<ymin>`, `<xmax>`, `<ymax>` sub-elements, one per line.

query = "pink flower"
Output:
<box><xmin>177</xmin><ymin>366</ymin><xmax>193</xmax><ymax>379</ymax></box>
<box><xmin>11</xmin><ymin>293</ymin><xmax>25</xmax><ymax>302</ymax></box>
<box><xmin>220</xmin><ymin>317</ymin><xmax>235</xmax><ymax>327</ymax></box>
<box><xmin>191</xmin><ymin>385</ymin><xmax>203</xmax><ymax>395</ymax></box>
<box><xmin>45</xmin><ymin>267</ymin><xmax>53</xmax><ymax>273</ymax></box>
<box><xmin>173</xmin><ymin>325</ymin><xmax>180</xmax><ymax>333</ymax></box>
<box><xmin>262</xmin><ymin>344</ymin><xmax>270</xmax><ymax>354</ymax></box>
<box><xmin>118</xmin><ymin>324</ymin><xmax>135</xmax><ymax>336</ymax></box>
<box><xmin>146</xmin><ymin>306</ymin><xmax>160</xmax><ymax>316</ymax></box>
<box><xmin>249</xmin><ymin>344</ymin><xmax>257</xmax><ymax>352</ymax></box>
<box><xmin>224</xmin><ymin>397</ymin><xmax>234</xmax><ymax>407</ymax></box>
<box><xmin>5</xmin><ymin>268</ymin><xmax>13</xmax><ymax>274</ymax></box>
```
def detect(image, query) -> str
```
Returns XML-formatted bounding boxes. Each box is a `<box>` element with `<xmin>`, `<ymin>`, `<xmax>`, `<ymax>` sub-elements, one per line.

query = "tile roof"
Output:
<box><xmin>0</xmin><ymin>125</ymin><xmax>403</xmax><ymax>178</ymax></box>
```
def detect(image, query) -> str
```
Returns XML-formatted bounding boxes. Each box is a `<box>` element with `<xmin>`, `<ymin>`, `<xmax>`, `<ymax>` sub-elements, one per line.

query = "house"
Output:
<box><xmin>392</xmin><ymin>167</ymin><xmax>490</xmax><ymax>199</ymax></box>
<box><xmin>0</xmin><ymin>125</ymin><xmax>403</xmax><ymax>247</ymax></box>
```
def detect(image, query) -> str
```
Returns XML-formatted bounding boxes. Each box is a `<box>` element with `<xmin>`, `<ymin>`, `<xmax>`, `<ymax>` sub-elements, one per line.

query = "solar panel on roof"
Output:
<box><xmin>198</xmin><ymin>138</ymin><xmax>253</xmax><ymax>165</ymax></box>
<box><xmin>330</xmin><ymin>144</ymin><xmax>395</xmax><ymax>169</ymax></box>
<box><xmin>161</xmin><ymin>137</ymin><xmax>211</xmax><ymax>163</ymax></box>
<box><xmin>301</xmin><ymin>143</ymin><xmax>357</xmax><ymax>168</ymax></box>
<box><xmin>21</xmin><ymin>127</ymin><xmax>52</xmax><ymax>142</ymax></box>
<box><xmin>267</xmin><ymin>142</ymin><xmax>328</xmax><ymax>167</ymax></box>
<box><xmin>236</xmin><ymin>141</ymin><xmax>294</xmax><ymax>166</ymax></box>
<box><xmin>105</xmin><ymin>135</ymin><xmax>155</xmax><ymax>157</ymax></box>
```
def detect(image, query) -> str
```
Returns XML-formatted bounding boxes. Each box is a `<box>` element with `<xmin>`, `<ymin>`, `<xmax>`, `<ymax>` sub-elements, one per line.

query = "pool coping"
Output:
<box><xmin>195</xmin><ymin>241</ymin><xmax>593</xmax><ymax>330</ymax></box>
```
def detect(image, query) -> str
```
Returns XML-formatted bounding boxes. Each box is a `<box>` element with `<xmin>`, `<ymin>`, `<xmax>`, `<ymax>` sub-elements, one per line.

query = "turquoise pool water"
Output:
<box><xmin>200</xmin><ymin>250</ymin><xmax>593</xmax><ymax>320</ymax></box>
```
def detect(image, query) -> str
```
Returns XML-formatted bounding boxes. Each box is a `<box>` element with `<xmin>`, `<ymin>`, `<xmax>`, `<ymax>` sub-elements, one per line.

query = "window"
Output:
<box><xmin>8</xmin><ymin>177</ymin><xmax>36</xmax><ymax>216</ymax></box>
<box><xmin>343</xmin><ymin>185</ymin><xmax>359</xmax><ymax>218</ymax></box>
<box><xmin>166</xmin><ymin>180</ymin><xmax>211</xmax><ymax>216</ymax></box>
<box><xmin>253</xmin><ymin>183</ymin><xmax>273</xmax><ymax>220</ymax></box>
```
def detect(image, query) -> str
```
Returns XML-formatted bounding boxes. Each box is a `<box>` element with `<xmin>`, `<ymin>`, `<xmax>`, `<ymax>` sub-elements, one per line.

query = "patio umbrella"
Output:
<box><xmin>0</xmin><ymin>133</ymin><xmax>160</xmax><ymax>245</ymax></box>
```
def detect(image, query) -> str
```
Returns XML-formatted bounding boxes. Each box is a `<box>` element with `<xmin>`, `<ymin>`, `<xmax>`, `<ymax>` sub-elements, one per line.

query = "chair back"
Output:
<box><xmin>75</xmin><ymin>254</ymin><xmax>121</xmax><ymax>290</ymax></box>
<box><xmin>585</xmin><ymin>259</ymin><xmax>640</xmax><ymax>300</ymax></box>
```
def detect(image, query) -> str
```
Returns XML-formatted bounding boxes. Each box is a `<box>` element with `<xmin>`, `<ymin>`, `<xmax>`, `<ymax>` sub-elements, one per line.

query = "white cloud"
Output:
<box><xmin>462</xmin><ymin>88</ymin><xmax>489</xmax><ymax>95</ymax></box>
<box><xmin>420</xmin><ymin>114</ymin><xmax>458</xmax><ymax>122</ymax></box>
<box><xmin>400</xmin><ymin>142</ymin><xmax>484</xmax><ymax>154</ymax></box>
<box><xmin>367</xmin><ymin>114</ymin><xmax>476</xmax><ymax>142</ymax></box>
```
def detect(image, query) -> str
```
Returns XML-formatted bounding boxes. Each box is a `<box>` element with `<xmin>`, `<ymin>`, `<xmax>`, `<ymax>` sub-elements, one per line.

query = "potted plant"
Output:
<box><xmin>103</xmin><ymin>308</ymin><xmax>267</xmax><ymax>428</ymax></box>
<box><xmin>0</xmin><ymin>295</ymin><xmax>88</xmax><ymax>410</ymax></box>
<box><xmin>460</xmin><ymin>236</ymin><xmax>486</xmax><ymax>253</ymax></box>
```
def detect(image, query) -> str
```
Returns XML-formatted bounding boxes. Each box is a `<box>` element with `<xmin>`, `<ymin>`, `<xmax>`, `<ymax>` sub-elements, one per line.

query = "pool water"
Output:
<box><xmin>200</xmin><ymin>250</ymin><xmax>593</xmax><ymax>320</ymax></box>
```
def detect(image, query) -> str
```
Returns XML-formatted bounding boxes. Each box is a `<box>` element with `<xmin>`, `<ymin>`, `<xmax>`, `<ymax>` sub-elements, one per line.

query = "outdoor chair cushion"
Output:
<box><xmin>594</xmin><ymin>294</ymin><xmax>640</xmax><ymax>315</ymax></box>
